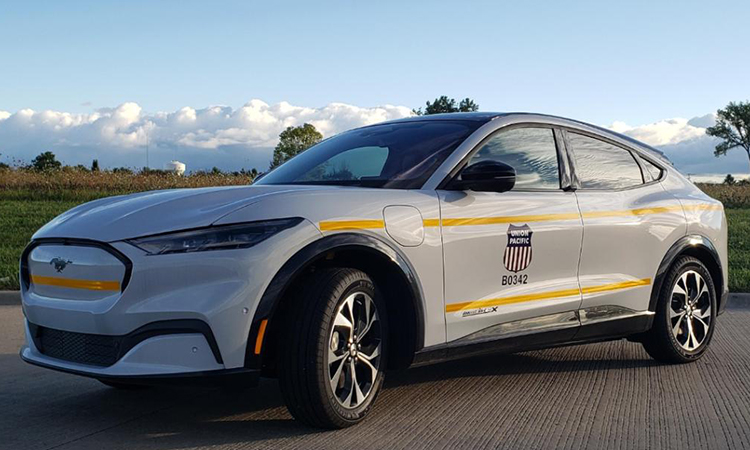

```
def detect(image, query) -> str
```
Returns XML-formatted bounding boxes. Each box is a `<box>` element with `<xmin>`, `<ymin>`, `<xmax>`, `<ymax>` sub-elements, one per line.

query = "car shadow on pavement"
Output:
<box><xmin>386</xmin><ymin>345</ymin><xmax>661</xmax><ymax>387</ymax></box>
<box><xmin>4</xmin><ymin>341</ymin><xmax>663</xmax><ymax>449</ymax></box>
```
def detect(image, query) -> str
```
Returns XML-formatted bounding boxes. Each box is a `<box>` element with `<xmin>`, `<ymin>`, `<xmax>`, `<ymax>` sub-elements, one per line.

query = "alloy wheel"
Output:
<box><xmin>669</xmin><ymin>270</ymin><xmax>712</xmax><ymax>351</ymax></box>
<box><xmin>327</xmin><ymin>291</ymin><xmax>382</xmax><ymax>409</ymax></box>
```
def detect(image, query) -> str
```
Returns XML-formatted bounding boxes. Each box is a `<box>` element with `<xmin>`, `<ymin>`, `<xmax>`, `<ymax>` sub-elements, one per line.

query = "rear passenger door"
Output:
<box><xmin>440</xmin><ymin>126</ymin><xmax>583</xmax><ymax>342</ymax></box>
<box><xmin>565</xmin><ymin>131</ymin><xmax>686</xmax><ymax>320</ymax></box>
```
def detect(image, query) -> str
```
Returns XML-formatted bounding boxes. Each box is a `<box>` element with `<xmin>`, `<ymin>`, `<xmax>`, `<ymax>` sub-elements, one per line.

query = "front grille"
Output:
<box><xmin>33</xmin><ymin>326</ymin><xmax>121</xmax><ymax>367</ymax></box>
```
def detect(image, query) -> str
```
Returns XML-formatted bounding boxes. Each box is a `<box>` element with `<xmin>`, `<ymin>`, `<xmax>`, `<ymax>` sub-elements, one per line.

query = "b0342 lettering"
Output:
<box><xmin>502</xmin><ymin>274</ymin><xmax>528</xmax><ymax>286</ymax></box>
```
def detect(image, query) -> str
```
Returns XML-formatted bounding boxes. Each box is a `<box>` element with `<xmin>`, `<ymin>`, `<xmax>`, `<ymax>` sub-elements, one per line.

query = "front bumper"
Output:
<box><xmin>20</xmin><ymin>219</ymin><xmax>322</xmax><ymax>377</ymax></box>
<box><xmin>21</xmin><ymin>346</ymin><xmax>259</xmax><ymax>387</ymax></box>
<box><xmin>21</xmin><ymin>318</ymin><xmax>228</xmax><ymax>376</ymax></box>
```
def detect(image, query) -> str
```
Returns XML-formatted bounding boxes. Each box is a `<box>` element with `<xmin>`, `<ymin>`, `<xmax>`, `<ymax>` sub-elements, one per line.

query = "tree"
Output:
<box><xmin>413</xmin><ymin>96</ymin><xmax>479</xmax><ymax>115</ymax></box>
<box><xmin>91</xmin><ymin>159</ymin><xmax>100</xmax><ymax>172</ymax></box>
<box><xmin>724</xmin><ymin>174</ymin><xmax>736</xmax><ymax>185</ymax></box>
<box><xmin>706</xmin><ymin>101</ymin><xmax>750</xmax><ymax>172</ymax></box>
<box><xmin>270</xmin><ymin>123</ymin><xmax>323</xmax><ymax>169</ymax></box>
<box><xmin>31</xmin><ymin>151</ymin><xmax>62</xmax><ymax>172</ymax></box>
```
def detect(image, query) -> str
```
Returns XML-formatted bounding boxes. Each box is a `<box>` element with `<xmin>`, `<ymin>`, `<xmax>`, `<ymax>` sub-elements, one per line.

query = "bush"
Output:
<box><xmin>0</xmin><ymin>167</ymin><xmax>255</xmax><ymax>201</ymax></box>
<box><xmin>697</xmin><ymin>183</ymin><xmax>750</xmax><ymax>209</ymax></box>
<box><xmin>30</xmin><ymin>151</ymin><xmax>62</xmax><ymax>172</ymax></box>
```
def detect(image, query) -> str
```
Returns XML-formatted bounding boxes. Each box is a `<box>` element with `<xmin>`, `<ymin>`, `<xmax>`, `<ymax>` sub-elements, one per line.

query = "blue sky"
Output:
<box><xmin>0</xmin><ymin>0</ymin><xmax>748</xmax><ymax>172</ymax></box>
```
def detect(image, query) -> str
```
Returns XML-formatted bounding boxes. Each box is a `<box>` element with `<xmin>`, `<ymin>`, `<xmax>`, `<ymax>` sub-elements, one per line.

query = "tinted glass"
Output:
<box><xmin>300</xmin><ymin>146</ymin><xmax>389</xmax><ymax>181</ymax></box>
<box><xmin>568</xmin><ymin>133</ymin><xmax>644</xmax><ymax>189</ymax></box>
<box><xmin>641</xmin><ymin>158</ymin><xmax>663</xmax><ymax>182</ymax></box>
<box><xmin>467</xmin><ymin>127</ymin><xmax>560</xmax><ymax>190</ymax></box>
<box><xmin>256</xmin><ymin>121</ymin><xmax>480</xmax><ymax>189</ymax></box>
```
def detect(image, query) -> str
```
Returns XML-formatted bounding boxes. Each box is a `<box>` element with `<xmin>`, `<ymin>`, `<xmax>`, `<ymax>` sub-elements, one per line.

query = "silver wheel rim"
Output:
<box><xmin>327</xmin><ymin>291</ymin><xmax>382</xmax><ymax>409</ymax></box>
<box><xmin>670</xmin><ymin>270</ymin><xmax>712</xmax><ymax>351</ymax></box>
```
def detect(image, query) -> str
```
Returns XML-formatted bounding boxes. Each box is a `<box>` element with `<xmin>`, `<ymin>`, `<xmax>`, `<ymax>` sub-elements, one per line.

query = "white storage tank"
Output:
<box><xmin>165</xmin><ymin>160</ymin><xmax>186</xmax><ymax>175</ymax></box>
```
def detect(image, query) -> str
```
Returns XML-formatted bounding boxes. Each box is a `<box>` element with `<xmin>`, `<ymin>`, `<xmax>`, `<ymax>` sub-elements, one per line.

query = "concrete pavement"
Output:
<box><xmin>2</xmin><ymin>302</ymin><xmax>750</xmax><ymax>449</ymax></box>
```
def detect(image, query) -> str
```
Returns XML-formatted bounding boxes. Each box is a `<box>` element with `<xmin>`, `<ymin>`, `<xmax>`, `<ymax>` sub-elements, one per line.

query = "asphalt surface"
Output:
<box><xmin>2</xmin><ymin>302</ymin><xmax>750</xmax><ymax>450</ymax></box>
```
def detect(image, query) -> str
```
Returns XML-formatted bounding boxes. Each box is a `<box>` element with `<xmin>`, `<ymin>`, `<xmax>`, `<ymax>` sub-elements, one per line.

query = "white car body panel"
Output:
<box><xmin>439</xmin><ymin>190</ymin><xmax>583</xmax><ymax>342</ymax></box>
<box><xmin>217</xmin><ymin>187</ymin><xmax>446</xmax><ymax>346</ymax></box>
<box><xmin>574</xmin><ymin>182</ymin><xmax>687</xmax><ymax>313</ymax></box>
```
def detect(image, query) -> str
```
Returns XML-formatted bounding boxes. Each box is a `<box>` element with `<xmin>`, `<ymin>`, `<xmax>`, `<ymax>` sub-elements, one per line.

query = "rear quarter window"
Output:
<box><xmin>640</xmin><ymin>158</ymin><xmax>664</xmax><ymax>182</ymax></box>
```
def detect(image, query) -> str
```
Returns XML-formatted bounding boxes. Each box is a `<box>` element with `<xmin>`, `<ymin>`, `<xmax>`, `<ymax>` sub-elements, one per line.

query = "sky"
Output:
<box><xmin>1</xmin><ymin>0</ymin><xmax>749</xmax><ymax>173</ymax></box>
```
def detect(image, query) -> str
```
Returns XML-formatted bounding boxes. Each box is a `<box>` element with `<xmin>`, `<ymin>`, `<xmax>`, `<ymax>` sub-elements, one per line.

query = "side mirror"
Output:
<box><xmin>451</xmin><ymin>160</ymin><xmax>516</xmax><ymax>193</ymax></box>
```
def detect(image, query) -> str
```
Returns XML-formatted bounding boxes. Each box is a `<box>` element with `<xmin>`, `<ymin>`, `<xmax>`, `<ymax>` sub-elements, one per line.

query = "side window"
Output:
<box><xmin>468</xmin><ymin>127</ymin><xmax>560</xmax><ymax>190</ymax></box>
<box><xmin>567</xmin><ymin>133</ymin><xmax>644</xmax><ymax>189</ymax></box>
<box><xmin>641</xmin><ymin>158</ymin><xmax>663</xmax><ymax>182</ymax></box>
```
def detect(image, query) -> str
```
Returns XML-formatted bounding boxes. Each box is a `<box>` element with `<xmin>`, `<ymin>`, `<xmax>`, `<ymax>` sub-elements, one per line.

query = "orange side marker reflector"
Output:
<box><xmin>254</xmin><ymin>319</ymin><xmax>268</xmax><ymax>355</ymax></box>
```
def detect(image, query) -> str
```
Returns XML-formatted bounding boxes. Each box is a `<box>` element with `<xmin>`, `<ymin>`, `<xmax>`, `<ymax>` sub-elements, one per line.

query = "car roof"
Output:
<box><xmin>372</xmin><ymin>112</ymin><xmax>672</xmax><ymax>165</ymax></box>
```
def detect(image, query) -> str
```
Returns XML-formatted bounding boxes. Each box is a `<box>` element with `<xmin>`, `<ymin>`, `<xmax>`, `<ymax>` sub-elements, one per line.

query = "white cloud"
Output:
<box><xmin>608</xmin><ymin>117</ymin><xmax>708</xmax><ymax>146</ymax></box>
<box><xmin>0</xmin><ymin>101</ymin><xmax>746</xmax><ymax>175</ymax></box>
<box><xmin>0</xmin><ymin>100</ymin><xmax>413</xmax><ymax>170</ymax></box>
<box><xmin>607</xmin><ymin>113</ymin><xmax>749</xmax><ymax>175</ymax></box>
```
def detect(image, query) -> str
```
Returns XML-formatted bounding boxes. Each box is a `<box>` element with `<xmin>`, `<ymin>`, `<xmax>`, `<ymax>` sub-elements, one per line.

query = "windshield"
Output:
<box><xmin>255</xmin><ymin>120</ymin><xmax>480</xmax><ymax>189</ymax></box>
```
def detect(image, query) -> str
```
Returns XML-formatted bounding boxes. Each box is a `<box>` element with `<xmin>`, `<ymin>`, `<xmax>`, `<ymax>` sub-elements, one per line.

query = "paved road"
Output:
<box><xmin>2</xmin><ymin>303</ymin><xmax>750</xmax><ymax>450</ymax></box>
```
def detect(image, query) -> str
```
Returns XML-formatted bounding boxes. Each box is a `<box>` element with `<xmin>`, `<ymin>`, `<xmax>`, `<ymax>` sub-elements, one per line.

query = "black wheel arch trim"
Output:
<box><xmin>650</xmin><ymin>234</ymin><xmax>725</xmax><ymax>313</ymax></box>
<box><xmin>244</xmin><ymin>232</ymin><xmax>427</xmax><ymax>369</ymax></box>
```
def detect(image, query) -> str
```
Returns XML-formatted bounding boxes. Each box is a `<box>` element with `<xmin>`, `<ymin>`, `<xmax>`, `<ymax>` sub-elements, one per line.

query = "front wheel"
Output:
<box><xmin>279</xmin><ymin>268</ymin><xmax>387</xmax><ymax>428</ymax></box>
<box><xmin>642</xmin><ymin>256</ymin><xmax>717</xmax><ymax>363</ymax></box>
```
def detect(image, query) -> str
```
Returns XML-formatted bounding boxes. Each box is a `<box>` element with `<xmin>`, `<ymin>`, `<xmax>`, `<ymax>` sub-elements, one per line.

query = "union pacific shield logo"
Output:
<box><xmin>504</xmin><ymin>224</ymin><xmax>533</xmax><ymax>272</ymax></box>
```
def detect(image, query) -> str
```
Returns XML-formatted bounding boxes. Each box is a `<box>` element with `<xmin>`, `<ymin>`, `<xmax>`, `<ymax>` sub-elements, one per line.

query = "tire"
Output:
<box><xmin>642</xmin><ymin>256</ymin><xmax>717</xmax><ymax>363</ymax></box>
<box><xmin>278</xmin><ymin>268</ymin><xmax>388</xmax><ymax>428</ymax></box>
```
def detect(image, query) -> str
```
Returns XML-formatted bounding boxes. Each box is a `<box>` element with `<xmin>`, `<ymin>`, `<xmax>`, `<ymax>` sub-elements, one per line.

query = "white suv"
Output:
<box><xmin>20</xmin><ymin>113</ymin><xmax>728</xmax><ymax>428</ymax></box>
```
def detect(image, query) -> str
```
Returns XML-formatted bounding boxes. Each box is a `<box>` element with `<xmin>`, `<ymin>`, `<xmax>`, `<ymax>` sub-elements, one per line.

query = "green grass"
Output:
<box><xmin>0</xmin><ymin>199</ymin><xmax>80</xmax><ymax>289</ymax></box>
<box><xmin>727</xmin><ymin>209</ymin><xmax>750</xmax><ymax>293</ymax></box>
<box><xmin>1</xmin><ymin>193</ymin><xmax>749</xmax><ymax>292</ymax></box>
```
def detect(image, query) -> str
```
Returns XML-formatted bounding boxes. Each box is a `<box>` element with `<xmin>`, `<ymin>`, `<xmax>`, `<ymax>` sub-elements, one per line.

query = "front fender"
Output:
<box><xmin>244</xmin><ymin>232</ymin><xmax>426</xmax><ymax>370</ymax></box>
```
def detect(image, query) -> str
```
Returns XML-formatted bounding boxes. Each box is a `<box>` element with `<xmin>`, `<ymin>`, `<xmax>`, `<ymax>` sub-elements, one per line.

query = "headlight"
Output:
<box><xmin>127</xmin><ymin>218</ymin><xmax>303</xmax><ymax>255</ymax></box>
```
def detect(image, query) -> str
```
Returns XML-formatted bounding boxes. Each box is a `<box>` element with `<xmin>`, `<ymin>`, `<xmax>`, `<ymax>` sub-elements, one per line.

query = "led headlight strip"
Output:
<box><xmin>127</xmin><ymin>218</ymin><xmax>303</xmax><ymax>255</ymax></box>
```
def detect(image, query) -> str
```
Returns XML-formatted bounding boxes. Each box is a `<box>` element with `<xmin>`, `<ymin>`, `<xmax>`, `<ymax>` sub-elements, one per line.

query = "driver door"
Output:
<box><xmin>439</xmin><ymin>126</ymin><xmax>584</xmax><ymax>342</ymax></box>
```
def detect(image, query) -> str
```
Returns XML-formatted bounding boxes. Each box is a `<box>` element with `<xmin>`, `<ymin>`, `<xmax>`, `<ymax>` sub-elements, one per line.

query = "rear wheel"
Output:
<box><xmin>279</xmin><ymin>268</ymin><xmax>387</xmax><ymax>428</ymax></box>
<box><xmin>642</xmin><ymin>256</ymin><xmax>717</xmax><ymax>363</ymax></box>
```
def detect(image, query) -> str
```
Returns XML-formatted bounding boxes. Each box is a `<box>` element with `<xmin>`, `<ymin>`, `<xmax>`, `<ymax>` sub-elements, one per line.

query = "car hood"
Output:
<box><xmin>33</xmin><ymin>185</ymin><xmax>332</xmax><ymax>242</ymax></box>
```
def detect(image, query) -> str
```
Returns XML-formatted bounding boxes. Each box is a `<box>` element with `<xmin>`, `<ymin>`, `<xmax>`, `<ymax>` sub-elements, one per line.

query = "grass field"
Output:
<box><xmin>1</xmin><ymin>172</ymin><xmax>749</xmax><ymax>292</ymax></box>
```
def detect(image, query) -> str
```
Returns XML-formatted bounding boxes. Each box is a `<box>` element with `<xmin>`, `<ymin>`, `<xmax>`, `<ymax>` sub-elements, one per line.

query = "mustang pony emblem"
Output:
<box><xmin>49</xmin><ymin>257</ymin><xmax>73</xmax><ymax>273</ymax></box>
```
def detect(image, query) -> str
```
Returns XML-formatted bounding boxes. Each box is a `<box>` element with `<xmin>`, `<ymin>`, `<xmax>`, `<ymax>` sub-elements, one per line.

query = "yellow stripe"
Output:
<box><xmin>682</xmin><ymin>204</ymin><xmax>723</xmax><ymax>212</ymax></box>
<box><xmin>580</xmin><ymin>278</ymin><xmax>651</xmax><ymax>295</ymax></box>
<box><xmin>30</xmin><ymin>275</ymin><xmax>120</xmax><ymax>292</ymax></box>
<box><xmin>424</xmin><ymin>203</ymin><xmax>719</xmax><ymax>228</ymax></box>
<box><xmin>254</xmin><ymin>319</ymin><xmax>268</xmax><ymax>355</ymax></box>
<box><xmin>446</xmin><ymin>287</ymin><xmax>581</xmax><ymax>313</ymax></box>
<box><xmin>581</xmin><ymin>206</ymin><xmax>682</xmax><ymax>219</ymax></box>
<box><xmin>440</xmin><ymin>213</ymin><xmax>581</xmax><ymax>227</ymax></box>
<box><xmin>319</xmin><ymin>220</ymin><xmax>385</xmax><ymax>231</ymax></box>
<box><xmin>446</xmin><ymin>278</ymin><xmax>651</xmax><ymax>313</ymax></box>
<box><xmin>326</xmin><ymin>204</ymin><xmax>720</xmax><ymax>230</ymax></box>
